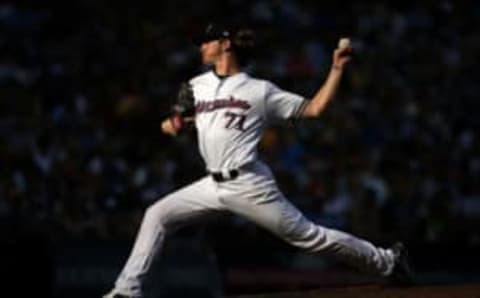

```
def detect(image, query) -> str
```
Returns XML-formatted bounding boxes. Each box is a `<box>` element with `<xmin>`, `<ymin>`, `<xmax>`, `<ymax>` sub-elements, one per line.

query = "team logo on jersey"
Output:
<box><xmin>195</xmin><ymin>96</ymin><xmax>251</xmax><ymax>114</ymax></box>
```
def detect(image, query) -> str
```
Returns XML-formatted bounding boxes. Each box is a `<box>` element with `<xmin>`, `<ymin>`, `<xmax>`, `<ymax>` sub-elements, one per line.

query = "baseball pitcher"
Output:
<box><xmin>104</xmin><ymin>23</ymin><xmax>413</xmax><ymax>298</ymax></box>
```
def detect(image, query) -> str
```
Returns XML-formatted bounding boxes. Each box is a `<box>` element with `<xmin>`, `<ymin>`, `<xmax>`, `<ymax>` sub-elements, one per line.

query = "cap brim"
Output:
<box><xmin>192</xmin><ymin>35</ymin><xmax>213</xmax><ymax>46</ymax></box>
<box><xmin>192</xmin><ymin>23</ymin><xmax>231</xmax><ymax>46</ymax></box>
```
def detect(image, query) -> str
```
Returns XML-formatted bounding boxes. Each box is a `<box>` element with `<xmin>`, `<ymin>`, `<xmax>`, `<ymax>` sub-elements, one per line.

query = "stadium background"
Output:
<box><xmin>1</xmin><ymin>1</ymin><xmax>479</xmax><ymax>297</ymax></box>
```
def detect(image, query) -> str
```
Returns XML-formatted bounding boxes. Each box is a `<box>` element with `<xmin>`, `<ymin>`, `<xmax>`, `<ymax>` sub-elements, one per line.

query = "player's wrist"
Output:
<box><xmin>170</xmin><ymin>114</ymin><xmax>184</xmax><ymax>132</ymax></box>
<box><xmin>332</xmin><ymin>64</ymin><xmax>344</xmax><ymax>71</ymax></box>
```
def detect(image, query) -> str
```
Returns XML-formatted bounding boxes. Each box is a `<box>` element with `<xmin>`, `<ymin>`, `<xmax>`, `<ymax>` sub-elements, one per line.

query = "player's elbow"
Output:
<box><xmin>302</xmin><ymin>100</ymin><xmax>326</xmax><ymax>118</ymax></box>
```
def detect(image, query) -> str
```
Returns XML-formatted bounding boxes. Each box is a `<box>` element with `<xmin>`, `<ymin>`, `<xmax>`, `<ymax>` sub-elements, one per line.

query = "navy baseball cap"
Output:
<box><xmin>193</xmin><ymin>23</ymin><xmax>233</xmax><ymax>46</ymax></box>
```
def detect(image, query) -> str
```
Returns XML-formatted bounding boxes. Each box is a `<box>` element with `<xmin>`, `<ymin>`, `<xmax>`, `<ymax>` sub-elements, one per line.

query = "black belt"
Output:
<box><xmin>209</xmin><ymin>169</ymin><xmax>239</xmax><ymax>182</ymax></box>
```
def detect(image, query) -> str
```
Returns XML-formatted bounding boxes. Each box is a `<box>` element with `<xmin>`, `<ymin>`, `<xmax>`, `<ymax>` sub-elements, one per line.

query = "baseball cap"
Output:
<box><xmin>192</xmin><ymin>23</ymin><xmax>233</xmax><ymax>46</ymax></box>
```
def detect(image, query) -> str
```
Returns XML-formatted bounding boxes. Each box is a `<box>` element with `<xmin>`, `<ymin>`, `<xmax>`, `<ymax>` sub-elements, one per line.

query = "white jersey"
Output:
<box><xmin>190</xmin><ymin>70</ymin><xmax>308</xmax><ymax>172</ymax></box>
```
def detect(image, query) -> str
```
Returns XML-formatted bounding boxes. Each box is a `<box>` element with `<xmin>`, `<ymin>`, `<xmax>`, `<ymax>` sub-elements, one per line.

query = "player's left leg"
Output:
<box><xmin>218</xmin><ymin>161</ymin><xmax>395</xmax><ymax>276</ymax></box>
<box><xmin>108</xmin><ymin>176</ymin><xmax>225</xmax><ymax>298</ymax></box>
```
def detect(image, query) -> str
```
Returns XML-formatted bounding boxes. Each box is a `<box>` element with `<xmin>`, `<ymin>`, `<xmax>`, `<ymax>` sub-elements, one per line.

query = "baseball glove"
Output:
<box><xmin>172</xmin><ymin>82</ymin><xmax>195</xmax><ymax>117</ymax></box>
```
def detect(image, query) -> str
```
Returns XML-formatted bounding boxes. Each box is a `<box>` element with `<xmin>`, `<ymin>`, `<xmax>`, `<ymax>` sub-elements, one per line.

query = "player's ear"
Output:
<box><xmin>221</xmin><ymin>39</ymin><xmax>232</xmax><ymax>52</ymax></box>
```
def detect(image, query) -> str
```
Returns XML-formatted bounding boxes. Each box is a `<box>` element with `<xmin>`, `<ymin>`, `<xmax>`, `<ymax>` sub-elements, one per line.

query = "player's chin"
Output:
<box><xmin>200</xmin><ymin>54</ymin><xmax>215</xmax><ymax>65</ymax></box>
<box><xmin>202</xmin><ymin>57</ymin><xmax>215</xmax><ymax>66</ymax></box>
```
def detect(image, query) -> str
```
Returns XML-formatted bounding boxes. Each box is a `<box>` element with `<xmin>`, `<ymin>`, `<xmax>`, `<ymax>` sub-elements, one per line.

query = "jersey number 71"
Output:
<box><xmin>224</xmin><ymin>112</ymin><xmax>247</xmax><ymax>132</ymax></box>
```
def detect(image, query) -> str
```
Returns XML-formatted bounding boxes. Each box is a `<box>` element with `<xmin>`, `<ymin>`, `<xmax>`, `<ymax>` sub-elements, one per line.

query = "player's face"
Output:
<box><xmin>200</xmin><ymin>39</ymin><xmax>226</xmax><ymax>65</ymax></box>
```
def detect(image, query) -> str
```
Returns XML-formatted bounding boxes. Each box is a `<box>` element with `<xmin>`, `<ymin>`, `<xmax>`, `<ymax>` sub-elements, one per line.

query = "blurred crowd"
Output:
<box><xmin>1</xmin><ymin>0</ymin><xmax>480</xmax><ymax>252</ymax></box>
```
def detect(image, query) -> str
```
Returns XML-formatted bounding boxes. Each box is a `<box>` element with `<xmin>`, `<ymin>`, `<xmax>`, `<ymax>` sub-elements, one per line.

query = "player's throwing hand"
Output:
<box><xmin>333</xmin><ymin>37</ymin><xmax>353</xmax><ymax>69</ymax></box>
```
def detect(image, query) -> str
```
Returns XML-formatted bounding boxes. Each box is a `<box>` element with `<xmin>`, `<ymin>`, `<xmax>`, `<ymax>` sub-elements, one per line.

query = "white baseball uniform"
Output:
<box><xmin>112</xmin><ymin>71</ymin><xmax>396</xmax><ymax>297</ymax></box>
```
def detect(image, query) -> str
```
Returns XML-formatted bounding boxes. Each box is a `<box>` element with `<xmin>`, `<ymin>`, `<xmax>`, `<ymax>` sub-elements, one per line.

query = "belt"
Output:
<box><xmin>209</xmin><ymin>169</ymin><xmax>240</xmax><ymax>182</ymax></box>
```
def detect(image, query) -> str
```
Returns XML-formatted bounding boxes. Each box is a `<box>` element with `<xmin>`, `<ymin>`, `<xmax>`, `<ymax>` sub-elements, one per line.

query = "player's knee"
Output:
<box><xmin>284</xmin><ymin>224</ymin><xmax>327</xmax><ymax>252</ymax></box>
<box><xmin>144</xmin><ymin>201</ymin><xmax>169</xmax><ymax>226</ymax></box>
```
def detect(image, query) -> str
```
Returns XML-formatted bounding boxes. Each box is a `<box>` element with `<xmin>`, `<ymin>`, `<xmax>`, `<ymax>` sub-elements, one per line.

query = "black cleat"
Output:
<box><xmin>389</xmin><ymin>242</ymin><xmax>416</xmax><ymax>286</ymax></box>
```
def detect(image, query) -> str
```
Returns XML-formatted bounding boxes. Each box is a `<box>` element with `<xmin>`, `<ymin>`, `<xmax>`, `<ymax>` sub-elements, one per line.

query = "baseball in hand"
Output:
<box><xmin>338</xmin><ymin>38</ymin><xmax>351</xmax><ymax>49</ymax></box>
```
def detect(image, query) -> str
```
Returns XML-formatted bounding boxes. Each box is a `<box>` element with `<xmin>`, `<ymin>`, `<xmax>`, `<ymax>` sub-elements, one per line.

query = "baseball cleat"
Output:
<box><xmin>389</xmin><ymin>242</ymin><xmax>416</xmax><ymax>286</ymax></box>
<box><xmin>103</xmin><ymin>290</ymin><xmax>132</xmax><ymax>298</ymax></box>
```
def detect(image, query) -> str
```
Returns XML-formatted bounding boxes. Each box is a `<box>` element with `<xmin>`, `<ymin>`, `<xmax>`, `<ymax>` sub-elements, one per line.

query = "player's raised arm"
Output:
<box><xmin>161</xmin><ymin>82</ymin><xmax>195</xmax><ymax>136</ymax></box>
<box><xmin>302</xmin><ymin>38</ymin><xmax>353</xmax><ymax>118</ymax></box>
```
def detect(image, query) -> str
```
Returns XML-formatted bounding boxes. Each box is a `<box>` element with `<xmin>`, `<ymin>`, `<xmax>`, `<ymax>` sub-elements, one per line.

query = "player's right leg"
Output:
<box><xmin>218</xmin><ymin>162</ymin><xmax>396</xmax><ymax>277</ymax></box>
<box><xmin>105</xmin><ymin>176</ymin><xmax>223</xmax><ymax>298</ymax></box>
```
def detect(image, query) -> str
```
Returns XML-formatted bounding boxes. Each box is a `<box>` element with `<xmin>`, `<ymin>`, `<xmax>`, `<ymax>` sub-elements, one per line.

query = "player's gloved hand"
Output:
<box><xmin>172</xmin><ymin>82</ymin><xmax>195</xmax><ymax>117</ymax></box>
<box><xmin>164</xmin><ymin>82</ymin><xmax>195</xmax><ymax>136</ymax></box>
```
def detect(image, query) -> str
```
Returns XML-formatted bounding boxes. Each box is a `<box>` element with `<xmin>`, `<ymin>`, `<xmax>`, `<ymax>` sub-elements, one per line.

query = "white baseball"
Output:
<box><xmin>338</xmin><ymin>38</ymin><xmax>351</xmax><ymax>49</ymax></box>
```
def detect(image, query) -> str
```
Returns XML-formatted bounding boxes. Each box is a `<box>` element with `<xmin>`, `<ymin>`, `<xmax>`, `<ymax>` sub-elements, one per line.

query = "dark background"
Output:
<box><xmin>1</xmin><ymin>1</ymin><xmax>479</xmax><ymax>297</ymax></box>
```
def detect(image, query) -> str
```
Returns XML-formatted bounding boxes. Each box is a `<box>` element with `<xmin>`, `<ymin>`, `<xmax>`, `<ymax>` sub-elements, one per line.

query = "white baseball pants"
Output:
<box><xmin>113</xmin><ymin>161</ymin><xmax>395</xmax><ymax>297</ymax></box>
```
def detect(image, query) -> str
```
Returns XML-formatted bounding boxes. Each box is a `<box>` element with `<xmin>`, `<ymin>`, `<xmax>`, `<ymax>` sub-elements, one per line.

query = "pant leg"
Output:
<box><xmin>218</xmin><ymin>162</ymin><xmax>395</xmax><ymax>276</ymax></box>
<box><xmin>114</xmin><ymin>176</ymin><xmax>223</xmax><ymax>297</ymax></box>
